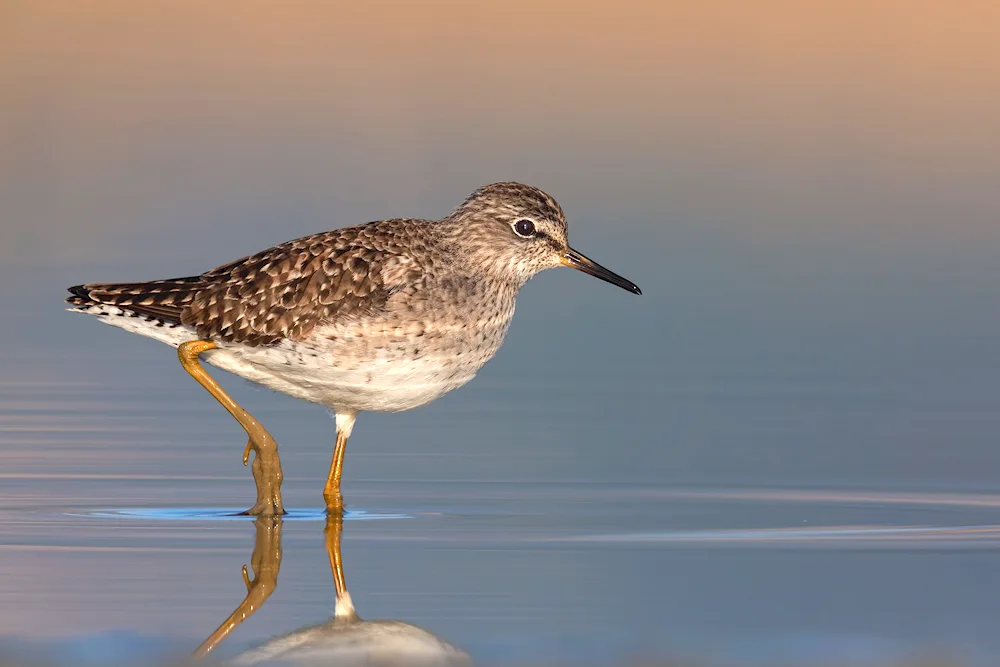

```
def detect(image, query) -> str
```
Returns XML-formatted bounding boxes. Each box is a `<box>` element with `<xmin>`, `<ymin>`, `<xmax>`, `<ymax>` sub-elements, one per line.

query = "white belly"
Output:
<box><xmin>72</xmin><ymin>296</ymin><xmax>511</xmax><ymax>413</ymax></box>
<box><xmin>204</xmin><ymin>342</ymin><xmax>478</xmax><ymax>413</ymax></box>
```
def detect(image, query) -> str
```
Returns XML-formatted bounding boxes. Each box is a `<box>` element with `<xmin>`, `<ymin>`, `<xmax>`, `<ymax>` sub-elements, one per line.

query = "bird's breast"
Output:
<box><xmin>220</xmin><ymin>288</ymin><xmax>517</xmax><ymax>413</ymax></box>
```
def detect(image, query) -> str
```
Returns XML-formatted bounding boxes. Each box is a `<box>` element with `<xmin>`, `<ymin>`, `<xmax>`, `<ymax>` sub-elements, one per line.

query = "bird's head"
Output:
<box><xmin>445</xmin><ymin>182</ymin><xmax>641</xmax><ymax>295</ymax></box>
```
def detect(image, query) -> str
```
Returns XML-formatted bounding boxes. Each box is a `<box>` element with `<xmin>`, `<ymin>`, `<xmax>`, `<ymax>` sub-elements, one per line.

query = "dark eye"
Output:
<box><xmin>513</xmin><ymin>219</ymin><xmax>535</xmax><ymax>237</ymax></box>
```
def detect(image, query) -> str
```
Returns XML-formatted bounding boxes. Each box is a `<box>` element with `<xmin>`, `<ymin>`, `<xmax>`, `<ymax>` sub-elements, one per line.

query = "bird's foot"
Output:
<box><xmin>323</xmin><ymin>488</ymin><xmax>345</xmax><ymax>516</ymax></box>
<box><xmin>240</xmin><ymin>434</ymin><xmax>285</xmax><ymax>516</ymax></box>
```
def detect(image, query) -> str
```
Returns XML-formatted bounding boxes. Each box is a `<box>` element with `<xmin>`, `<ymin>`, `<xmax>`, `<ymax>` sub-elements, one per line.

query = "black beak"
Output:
<box><xmin>561</xmin><ymin>248</ymin><xmax>642</xmax><ymax>295</ymax></box>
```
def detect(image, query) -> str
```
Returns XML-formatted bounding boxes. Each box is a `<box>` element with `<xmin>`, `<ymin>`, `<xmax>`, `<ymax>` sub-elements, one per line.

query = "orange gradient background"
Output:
<box><xmin>2</xmin><ymin>0</ymin><xmax>1000</xmax><ymax>266</ymax></box>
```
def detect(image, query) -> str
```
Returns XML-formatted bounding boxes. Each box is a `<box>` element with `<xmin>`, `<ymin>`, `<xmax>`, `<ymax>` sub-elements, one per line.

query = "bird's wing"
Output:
<box><xmin>67</xmin><ymin>220</ymin><xmax>430</xmax><ymax>346</ymax></box>
<box><xmin>184</xmin><ymin>220</ymin><xmax>429</xmax><ymax>346</ymax></box>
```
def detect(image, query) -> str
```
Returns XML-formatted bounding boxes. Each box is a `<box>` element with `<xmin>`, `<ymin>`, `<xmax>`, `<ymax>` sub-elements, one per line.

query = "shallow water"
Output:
<box><xmin>3</xmin><ymin>373</ymin><xmax>1000</xmax><ymax>666</ymax></box>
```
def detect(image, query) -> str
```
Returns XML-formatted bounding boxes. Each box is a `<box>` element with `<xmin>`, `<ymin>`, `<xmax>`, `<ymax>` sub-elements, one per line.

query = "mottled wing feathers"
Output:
<box><xmin>68</xmin><ymin>220</ymin><xmax>431</xmax><ymax>346</ymax></box>
<box><xmin>187</xmin><ymin>225</ymin><xmax>417</xmax><ymax>345</ymax></box>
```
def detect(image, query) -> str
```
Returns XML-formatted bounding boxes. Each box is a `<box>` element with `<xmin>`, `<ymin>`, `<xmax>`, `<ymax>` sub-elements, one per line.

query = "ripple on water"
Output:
<box><xmin>69</xmin><ymin>507</ymin><xmax>411</xmax><ymax>521</ymax></box>
<box><xmin>14</xmin><ymin>485</ymin><xmax>1000</xmax><ymax>551</ymax></box>
<box><xmin>557</xmin><ymin>524</ymin><xmax>1000</xmax><ymax>548</ymax></box>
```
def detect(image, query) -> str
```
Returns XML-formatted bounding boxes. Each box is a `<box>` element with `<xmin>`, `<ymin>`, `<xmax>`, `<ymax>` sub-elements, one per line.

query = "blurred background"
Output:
<box><xmin>1</xmin><ymin>1</ymin><xmax>1000</xmax><ymax>665</ymax></box>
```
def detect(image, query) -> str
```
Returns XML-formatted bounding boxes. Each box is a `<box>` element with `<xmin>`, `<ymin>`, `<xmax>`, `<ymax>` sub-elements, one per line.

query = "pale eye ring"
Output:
<box><xmin>513</xmin><ymin>218</ymin><xmax>536</xmax><ymax>237</ymax></box>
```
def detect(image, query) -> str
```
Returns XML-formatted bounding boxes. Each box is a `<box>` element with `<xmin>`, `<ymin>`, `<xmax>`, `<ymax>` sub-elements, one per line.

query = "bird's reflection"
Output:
<box><xmin>193</xmin><ymin>515</ymin><xmax>470</xmax><ymax>666</ymax></box>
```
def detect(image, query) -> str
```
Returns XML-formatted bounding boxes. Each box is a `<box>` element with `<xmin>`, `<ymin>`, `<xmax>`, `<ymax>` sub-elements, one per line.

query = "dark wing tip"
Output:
<box><xmin>67</xmin><ymin>284</ymin><xmax>92</xmax><ymax>304</ymax></box>
<box><xmin>64</xmin><ymin>280</ymin><xmax>195</xmax><ymax>326</ymax></box>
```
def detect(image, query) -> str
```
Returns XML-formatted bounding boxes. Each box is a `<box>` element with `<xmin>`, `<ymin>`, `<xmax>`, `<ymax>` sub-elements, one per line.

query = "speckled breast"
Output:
<box><xmin>226</xmin><ymin>276</ymin><xmax>518</xmax><ymax>413</ymax></box>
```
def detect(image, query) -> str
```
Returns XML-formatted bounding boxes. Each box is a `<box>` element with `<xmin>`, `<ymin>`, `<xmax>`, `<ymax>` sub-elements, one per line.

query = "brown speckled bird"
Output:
<box><xmin>67</xmin><ymin>182</ymin><xmax>641</xmax><ymax>515</ymax></box>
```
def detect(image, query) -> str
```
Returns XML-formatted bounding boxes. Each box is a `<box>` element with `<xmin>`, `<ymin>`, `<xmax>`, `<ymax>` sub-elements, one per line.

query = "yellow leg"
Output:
<box><xmin>192</xmin><ymin>517</ymin><xmax>283</xmax><ymax>657</ymax></box>
<box><xmin>323</xmin><ymin>430</ymin><xmax>349</xmax><ymax>513</ymax></box>
<box><xmin>323</xmin><ymin>410</ymin><xmax>356</xmax><ymax>514</ymax></box>
<box><xmin>177</xmin><ymin>340</ymin><xmax>285</xmax><ymax>516</ymax></box>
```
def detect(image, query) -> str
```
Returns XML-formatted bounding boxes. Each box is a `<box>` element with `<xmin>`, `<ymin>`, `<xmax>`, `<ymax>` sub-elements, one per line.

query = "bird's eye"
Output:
<box><xmin>513</xmin><ymin>219</ymin><xmax>535</xmax><ymax>237</ymax></box>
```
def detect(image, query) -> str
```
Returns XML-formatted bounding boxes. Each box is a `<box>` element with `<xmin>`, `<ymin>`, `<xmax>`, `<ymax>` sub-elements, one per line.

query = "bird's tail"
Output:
<box><xmin>66</xmin><ymin>277</ymin><xmax>204</xmax><ymax>325</ymax></box>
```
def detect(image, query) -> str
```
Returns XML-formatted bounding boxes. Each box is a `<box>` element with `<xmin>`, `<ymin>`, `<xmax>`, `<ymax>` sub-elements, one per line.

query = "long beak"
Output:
<box><xmin>561</xmin><ymin>248</ymin><xmax>642</xmax><ymax>295</ymax></box>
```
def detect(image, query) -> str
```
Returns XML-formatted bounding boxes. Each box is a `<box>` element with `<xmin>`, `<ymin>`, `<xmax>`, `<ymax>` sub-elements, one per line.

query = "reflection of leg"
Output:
<box><xmin>323</xmin><ymin>410</ymin><xmax>357</xmax><ymax>514</ymax></box>
<box><xmin>193</xmin><ymin>517</ymin><xmax>283</xmax><ymax>658</ymax></box>
<box><xmin>324</xmin><ymin>513</ymin><xmax>358</xmax><ymax>621</ymax></box>
<box><xmin>177</xmin><ymin>340</ymin><xmax>284</xmax><ymax>516</ymax></box>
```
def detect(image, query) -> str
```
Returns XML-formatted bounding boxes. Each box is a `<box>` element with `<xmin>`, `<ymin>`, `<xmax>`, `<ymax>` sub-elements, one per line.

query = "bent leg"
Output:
<box><xmin>178</xmin><ymin>340</ymin><xmax>285</xmax><ymax>516</ymax></box>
